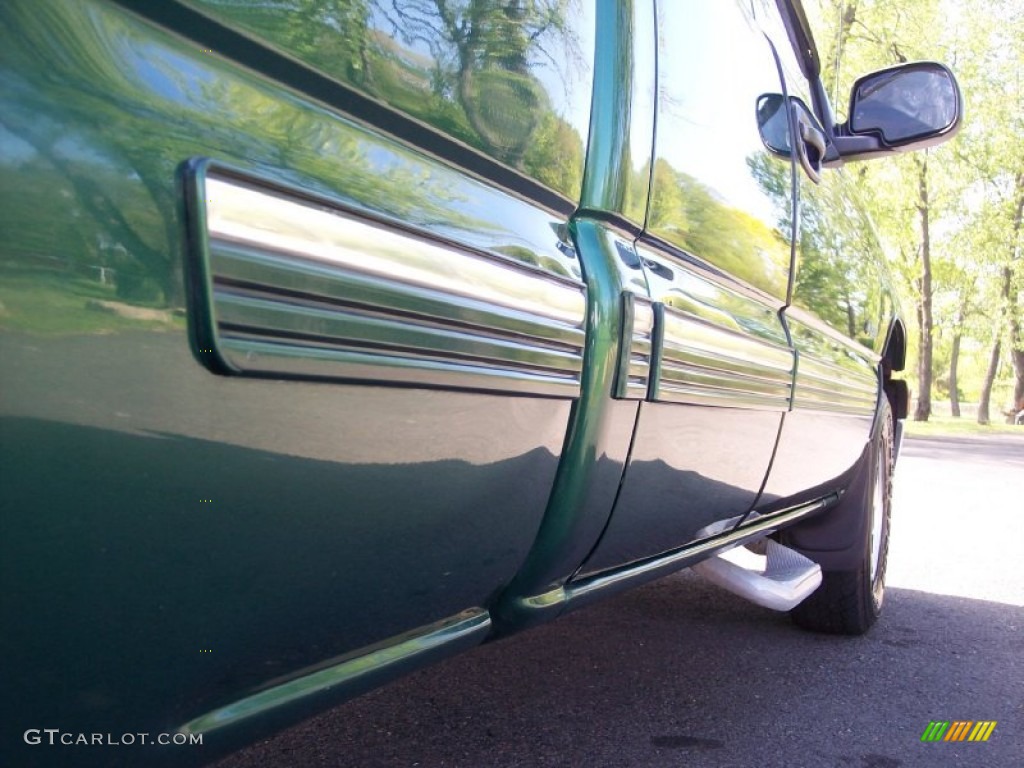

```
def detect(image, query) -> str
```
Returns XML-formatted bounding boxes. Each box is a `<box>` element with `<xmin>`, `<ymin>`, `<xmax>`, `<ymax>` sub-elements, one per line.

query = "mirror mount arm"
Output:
<box><xmin>825</xmin><ymin>122</ymin><xmax>960</xmax><ymax>166</ymax></box>
<box><xmin>822</xmin><ymin>129</ymin><xmax>886</xmax><ymax>167</ymax></box>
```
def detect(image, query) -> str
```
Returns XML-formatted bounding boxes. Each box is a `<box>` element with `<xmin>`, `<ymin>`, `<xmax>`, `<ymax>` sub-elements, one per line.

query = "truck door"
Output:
<box><xmin>757</xmin><ymin>4</ymin><xmax>885</xmax><ymax>509</ymax></box>
<box><xmin>575</xmin><ymin>0</ymin><xmax>799</xmax><ymax>577</ymax></box>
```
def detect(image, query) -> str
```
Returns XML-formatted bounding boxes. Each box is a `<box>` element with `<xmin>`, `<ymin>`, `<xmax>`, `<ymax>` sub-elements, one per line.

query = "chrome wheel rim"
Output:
<box><xmin>869</xmin><ymin>449</ymin><xmax>886</xmax><ymax>583</ymax></box>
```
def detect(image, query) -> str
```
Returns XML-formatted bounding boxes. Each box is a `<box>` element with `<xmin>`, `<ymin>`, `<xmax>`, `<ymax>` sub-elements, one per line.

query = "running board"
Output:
<box><xmin>692</xmin><ymin>539</ymin><xmax>822</xmax><ymax>611</ymax></box>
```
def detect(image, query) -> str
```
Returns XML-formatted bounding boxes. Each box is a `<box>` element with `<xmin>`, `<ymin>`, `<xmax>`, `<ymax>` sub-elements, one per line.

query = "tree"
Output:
<box><xmin>805</xmin><ymin>0</ymin><xmax>1024</xmax><ymax>422</ymax></box>
<box><xmin>951</xmin><ymin>0</ymin><xmax>1024</xmax><ymax>421</ymax></box>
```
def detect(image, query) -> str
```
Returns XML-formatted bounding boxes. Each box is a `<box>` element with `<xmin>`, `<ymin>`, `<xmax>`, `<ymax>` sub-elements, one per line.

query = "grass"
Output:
<box><xmin>903</xmin><ymin>413</ymin><xmax>1023</xmax><ymax>438</ymax></box>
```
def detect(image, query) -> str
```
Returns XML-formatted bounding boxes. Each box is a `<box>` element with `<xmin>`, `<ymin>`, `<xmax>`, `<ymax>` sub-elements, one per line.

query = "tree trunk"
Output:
<box><xmin>977</xmin><ymin>336</ymin><xmax>1001</xmax><ymax>425</ymax></box>
<box><xmin>1014</xmin><ymin>349</ymin><xmax>1024</xmax><ymax>409</ymax></box>
<box><xmin>914</xmin><ymin>156</ymin><xmax>933</xmax><ymax>422</ymax></box>
<box><xmin>821</xmin><ymin>1</ymin><xmax>858</xmax><ymax>103</ymax></box>
<box><xmin>949</xmin><ymin>332</ymin><xmax>961</xmax><ymax>418</ymax></box>
<box><xmin>1009</xmin><ymin>282</ymin><xmax>1023</xmax><ymax>413</ymax></box>
<box><xmin>1008</xmin><ymin>175</ymin><xmax>1024</xmax><ymax>410</ymax></box>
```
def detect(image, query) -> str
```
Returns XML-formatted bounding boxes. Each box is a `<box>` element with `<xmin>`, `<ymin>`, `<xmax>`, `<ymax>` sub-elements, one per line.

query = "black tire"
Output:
<box><xmin>786</xmin><ymin>401</ymin><xmax>894</xmax><ymax>635</ymax></box>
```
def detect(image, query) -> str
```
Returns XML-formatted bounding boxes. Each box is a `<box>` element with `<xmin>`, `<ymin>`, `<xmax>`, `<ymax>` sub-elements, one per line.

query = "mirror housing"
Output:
<box><xmin>756</xmin><ymin>94</ymin><xmax>826</xmax><ymax>182</ymax></box>
<box><xmin>830</xmin><ymin>62</ymin><xmax>962</xmax><ymax>163</ymax></box>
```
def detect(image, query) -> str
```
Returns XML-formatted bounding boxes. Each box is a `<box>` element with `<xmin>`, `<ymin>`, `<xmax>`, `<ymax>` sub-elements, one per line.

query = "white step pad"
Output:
<box><xmin>692</xmin><ymin>539</ymin><xmax>822</xmax><ymax>611</ymax></box>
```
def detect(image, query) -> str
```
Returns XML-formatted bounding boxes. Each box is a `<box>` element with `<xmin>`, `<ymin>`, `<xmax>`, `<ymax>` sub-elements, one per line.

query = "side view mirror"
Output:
<box><xmin>833</xmin><ymin>62</ymin><xmax>962</xmax><ymax>162</ymax></box>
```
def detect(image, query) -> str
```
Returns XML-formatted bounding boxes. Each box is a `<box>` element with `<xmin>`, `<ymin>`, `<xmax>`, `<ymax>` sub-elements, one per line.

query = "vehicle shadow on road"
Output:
<box><xmin>217</xmin><ymin>571</ymin><xmax>1022</xmax><ymax>768</ymax></box>
<box><xmin>900</xmin><ymin>434</ymin><xmax>1024</xmax><ymax>467</ymax></box>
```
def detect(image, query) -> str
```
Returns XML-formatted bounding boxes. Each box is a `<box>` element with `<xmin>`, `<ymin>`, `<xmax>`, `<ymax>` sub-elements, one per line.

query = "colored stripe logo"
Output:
<box><xmin>921</xmin><ymin>721</ymin><xmax>997</xmax><ymax>742</ymax></box>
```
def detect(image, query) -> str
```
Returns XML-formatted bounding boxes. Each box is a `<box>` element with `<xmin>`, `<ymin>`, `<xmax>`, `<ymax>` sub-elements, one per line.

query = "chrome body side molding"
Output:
<box><xmin>502</xmin><ymin>494</ymin><xmax>838</xmax><ymax>625</ymax></box>
<box><xmin>183</xmin><ymin>162</ymin><xmax>588</xmax><ymax>398</ymax></box>
<box><xmin>792</xmin><ymin>354</ymin><xmax>879</xmax><ymax>416</ymax></box>
<box><xmin>654</xmin><ymin>306</ymin><xmax>794</xmax><ymax>410</ymax></box>
<box><xmin>181</xmin><ymin>610</ymin><xmax>489</xmax><ymax>736</ymax></box>
<box><xmin>566</xmin><ymin>494</ymin><xmax>836</xmax><ymax>606</ymax></box>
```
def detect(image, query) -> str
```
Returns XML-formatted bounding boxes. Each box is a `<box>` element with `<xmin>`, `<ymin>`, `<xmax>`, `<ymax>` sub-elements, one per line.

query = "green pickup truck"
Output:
<box><xmin>0</xmin><ymin>1</ymin><xmax>960</xmax><ymax>765</ymax></box>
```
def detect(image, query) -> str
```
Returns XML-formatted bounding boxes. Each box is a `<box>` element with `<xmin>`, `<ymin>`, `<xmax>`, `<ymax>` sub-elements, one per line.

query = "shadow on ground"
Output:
<box><xmin>899</xmin><ymin>434</ymin><xmax>1024</xmax><ymax>467</ymax></box>
<box><xmin>216</xmin><ymin>571</ymin><xmax>1022</xmax><ymax>768</ymax></box>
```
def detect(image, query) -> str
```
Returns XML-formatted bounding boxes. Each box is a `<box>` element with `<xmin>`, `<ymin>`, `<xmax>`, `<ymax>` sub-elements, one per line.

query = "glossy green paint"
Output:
<box><xmin>647</xmin><ymin>0</ymin><xmax>793</xmax><ymax>301</ymax></box>
<box><xmin>182</xmin><ymin>610</ymin><xmax>489</xmax><ymax>742</ymax></box>
<box><xmin>0</xmin><ymin>0</ymin><xmax>592</xmax><ymax>763</ymax></box>
<box><xmin>579</xmin><ymin>0</ymin><xmax>655</xmax><ymax>223</ymax></box>
<box><xmin>571</xmin><ymin>2</ymin><xmax>802</xmax><ymax>579</ymax></box>
<box><xmin>0</xmin><ymin>0</ymin><xmax>927</xmax><ymax>765</ymax></box>
<box><xmin>491</xmin><ymin>0</ymin><xmax>656</xmax><ymax>628</ymax></box>
<box><xmin>575</xmin><ymin>241</ymin><xmax>794</xmax><ymax>576</ymax></box>
<box><xmin>182</xmin><ymin>0</ymin><xmax>596</xmax><ymax>201</ymax></box>
<box><xmin>493</xmin><ymin>218</ymin><xmax>646</xmax><ymax>630</ymax></box>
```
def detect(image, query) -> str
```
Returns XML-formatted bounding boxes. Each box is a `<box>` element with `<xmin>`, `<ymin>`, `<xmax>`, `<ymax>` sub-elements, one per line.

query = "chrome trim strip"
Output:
<box><xmin>784</xmin><ymin>310</ymin><xmax>881</xmax><ymax>416</ymax></box>
<box><xmin>217</xmin><ymin>338</ymin><xmax>582</xmax><ymax>397</ymax></box>
<box><xmin>647</xmin><ymin>302</ymin><xmax>665</xmax><ymax>399</ymax></box>
<box><xmin>654</xmin><ymin>307</ymin><xmax>793</xmax><ymax>410</ymax></box>
<box><xmin>793</xmin><ymin>355</ymin><xmax>879</xmax><ymax>415</ymax></box>
<box><xmin>614</xmin><ymin>293</ymin><xmax>654</xmax><ymax>399</ymax></box>
<box><xmin>206</xmin><ymin>178</ymin><xmax>585</xmax><ymax>323</ymax></box>
<box><xmin>565</xmin><ymin>495</ymin><xmax>837</xmax><ymax>604</ymax></box>
<box><xmin>797</xmin><ymin>358</ymin><xmax>878</xmax><ymax>392</ymax></box>
<box><xmin>180</xmin><ymin>610</ymin><xmax>490</xmax><ymax>735</ymax></box>
<box><xmin>215</xmin><ymin>293</ymin><xmax>584</xmax><ymax>374</ymax></box>
<box><xmin>210</xmin><ymin>246</ymin><xmax>587</xmax><ymax>349</ymax></box>
<box><xmin>190</xmin><ymin>171</ymin><xmax>587</xmax><ymax>396</ymax></box>
<box><xmin>793</xmin><ymin>389</ymin><xmax>878</xmax><ymax>415</ymax></box>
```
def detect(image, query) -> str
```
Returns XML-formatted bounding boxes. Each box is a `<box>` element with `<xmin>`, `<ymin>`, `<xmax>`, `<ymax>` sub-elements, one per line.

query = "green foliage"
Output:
<box><xmin>806</xmin><ymin>0</ymin><xmax>1024</xmax><ymax>417</ymax></box>
<box><xmin>902</xmin><ymin>413</ymin><xmax>1021</xmax><ymax>437</ymax></box>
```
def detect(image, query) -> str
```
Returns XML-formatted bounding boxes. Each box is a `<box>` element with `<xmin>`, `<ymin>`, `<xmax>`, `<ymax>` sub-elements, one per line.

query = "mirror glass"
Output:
<box><xmin>756</xmin><ymin>93</ymin><xmax>791</xmax><ymax>155</ymax></box>
<box><xmin>850</xmin><ymin>64</ymin><xmax>958</xmax><ymax>143</ymax></box>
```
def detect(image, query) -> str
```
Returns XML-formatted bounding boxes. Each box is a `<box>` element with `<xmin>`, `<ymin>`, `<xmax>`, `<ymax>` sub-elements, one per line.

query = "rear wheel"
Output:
<box><xmin>787</xmin><ymin>401</ymin><xmax>893</xmax><ymax>635</ymax></box>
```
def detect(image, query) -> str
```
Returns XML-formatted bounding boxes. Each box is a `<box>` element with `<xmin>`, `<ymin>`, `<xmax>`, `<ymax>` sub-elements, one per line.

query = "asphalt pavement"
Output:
<box><xmin>217</xmin><ymin>433</ymin><xmax>1024</xmax><ymax>768</ymax></box>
